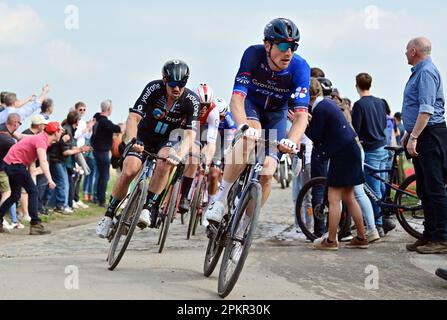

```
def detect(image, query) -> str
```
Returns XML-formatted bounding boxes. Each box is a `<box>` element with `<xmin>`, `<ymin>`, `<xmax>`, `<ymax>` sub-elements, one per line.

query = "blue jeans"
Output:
<box><xmin>364</xmin><ymin>146</ymin><xmax>388</xmax><ymax>226</ymax></box>
<box><xmin>94</xmin><ymin>151</ymin><xmax>111</xmax><ymax>205</ymax></box>
<box><xmin>36</xmin><ymin>174</ymin><xmax>48</xmax><ymax>210</ymax></box>
<box><xmin>413</xmin><ymin>132</ymin><xmax>447</xmax><ymax>241</ymax></box>
<box><xmin>83</xmin><ymin>156</ymin><xmax>97</xmax><ymax>196</ymax></box>
<box><xmin>354</xmin><ymin>148</ymin><xmax>376</xmax><ymax>231</ymax></box>
<box><xmin>0</xmin><ymin>164</ymin><xmax>40</xmax><ymax>224</ymax></box>
<box><xmin>48</xmin><ymin>162</ymin><xmax>69</xmax><ymax>208</ymax></box>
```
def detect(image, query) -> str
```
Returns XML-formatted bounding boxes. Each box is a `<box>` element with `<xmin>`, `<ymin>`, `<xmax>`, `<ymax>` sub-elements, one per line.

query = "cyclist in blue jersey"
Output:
<box><xmin>205</xmin><ymin>18</ymin><xmax>311</xmax><ymax>224</ymax></box>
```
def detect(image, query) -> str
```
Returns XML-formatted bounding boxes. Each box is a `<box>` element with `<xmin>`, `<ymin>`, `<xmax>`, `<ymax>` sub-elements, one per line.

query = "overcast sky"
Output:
<box><xmin>1</xmin><ymin>0</ymin><xmax>446</xmax><ymax>124</ymax></box>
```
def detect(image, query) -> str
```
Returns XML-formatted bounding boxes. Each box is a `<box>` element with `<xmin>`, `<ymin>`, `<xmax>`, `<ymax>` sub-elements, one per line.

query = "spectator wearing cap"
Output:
<box><xmin>22</xmin><ymin>114</ymin><xmax>50</xmax><ymax>216</ymax></box>
<box><xmin>0</xmin><ymin>113</ymin><xmax>23</xmax><ymax>230</ymax></box>
<box><xmin>91</xmin><ymin>100</ymin><xmax>124</xmax><ymax>207</ymax></box>
<box><xmin>0</xmin><ymin>121</ymin><xmax>62</xmax><ymax>235</ymax></box>
<box><xmin>0</xmin><ymin>85</ymin><xmax>50</xmax><ymax>132</ymax></box>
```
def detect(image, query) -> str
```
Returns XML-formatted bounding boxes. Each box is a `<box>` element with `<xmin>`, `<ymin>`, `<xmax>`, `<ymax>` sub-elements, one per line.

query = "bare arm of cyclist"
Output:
<box><xmin>229</xmin><ymin>93</ymin><xmax>248</xmax><ymax>129</ymax></box>
<box><xmin>124</xmin><ymin>112</ymin><xmax>141</xmax><ymax>144</ymax></box>
<box><xmin>286</xmin><ymin>110</ymin><xmax>308</xmax><ymax>148</ymax></box>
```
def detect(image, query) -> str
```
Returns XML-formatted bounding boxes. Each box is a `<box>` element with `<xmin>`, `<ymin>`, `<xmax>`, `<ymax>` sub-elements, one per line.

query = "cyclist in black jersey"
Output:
<box><xmin>96</xmin><ymin>59</ymin><xmax>200</xmax><ymax>238</ymax></box>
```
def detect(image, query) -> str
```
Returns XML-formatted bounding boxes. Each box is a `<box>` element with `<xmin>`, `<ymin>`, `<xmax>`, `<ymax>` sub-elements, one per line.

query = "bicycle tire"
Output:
<box><xmin>158</xmin><ymin>180</ymin><xmax>180</xmax><ymax>253</ymax></box>
<box><xmin>295</xmin><ymin>177</ymin><xmax>350</xmax><ymax>241</ymax></box>
<box><xmin>192</xmin><ymin>179</ymin><xmax>206</xmax><ymax>236</ymax></box>
<box><xmin>108</xmin><ymin>179</ymin><xmax>147</xmax><ymax>270</ymax></box>
<box><xmin>187</xmin><ymin>175</ymin><xmax>203</xmax><ymax>240</ymax></box>
<box><xmin>394</xmin><ymin>174</ymin><xmax>423</xmax><ymax>239</ymax></box>
<box><xmin>203</xmin><ymin>224</ymin><xmax>225</xmax><ymax>277</ymax></box>
<box><xmin>218</xmin><ymin>182</ymin><xmax>262</xmax><ymax>298</ymax></box>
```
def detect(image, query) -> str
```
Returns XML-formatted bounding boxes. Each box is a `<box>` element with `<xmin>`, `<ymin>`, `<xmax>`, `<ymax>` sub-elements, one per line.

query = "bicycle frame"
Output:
<box><xmin>363</xmin><ymin>148</ymin><xmax>417</xmax><ymax>211</ymax></box>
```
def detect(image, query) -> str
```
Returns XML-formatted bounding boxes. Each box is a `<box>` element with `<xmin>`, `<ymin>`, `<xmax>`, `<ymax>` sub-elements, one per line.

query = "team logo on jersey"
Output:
<box><xmin>152</xmin><ymin>108</ymin><xmax>165</xmax><ymax>119</ymax></box>
<box><xmin>295</xmin><ymin>87</ymin><xmax>308</xmax><ymax>99</ymax></box>
<box><xmin>236</xmin><ymin>72</ymin><xmax>250</xmax><ymax>85</ymax></box>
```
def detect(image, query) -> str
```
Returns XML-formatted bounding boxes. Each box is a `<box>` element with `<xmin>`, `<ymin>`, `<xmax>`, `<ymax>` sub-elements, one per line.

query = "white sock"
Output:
<box><xmin>214</xmin><ymin>179</ymin><xmax>233</xmax><ymax>203</ymax></box>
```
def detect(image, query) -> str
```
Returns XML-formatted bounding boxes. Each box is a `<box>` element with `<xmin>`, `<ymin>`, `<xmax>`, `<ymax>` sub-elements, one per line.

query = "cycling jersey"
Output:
<box><xmin>130</xmin><ymin>80</ymin><xmax>200</xmax><ymax>144</ymax></box>
<box><xmin>198</xmin><ymin>106</ymin><xmax>220</xmax><ymax>144</ymax></box>
<box><xmin>218</xmin><ymin>111</ymin><xmax>237</xmax><ymax>132</ymax></box>
<box><xmin>233</xmin><ymin>45</ymin><xmax>310</xmax><ymax>111</ymax></box>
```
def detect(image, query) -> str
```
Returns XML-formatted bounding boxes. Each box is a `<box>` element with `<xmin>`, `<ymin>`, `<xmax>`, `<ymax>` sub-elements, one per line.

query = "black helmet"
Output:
<box><xmin>316</xmin><ymin>77</ymin><xmax>333</xmax><ymax>96</ymax></box>
<box><xmin>264</xmin><ymin>18</ymin><xmax>300</xmax><ymax>42</ymax></box>
<box><xmin>162</xmin><ymin>59</ymin><xmax>190</xmax><ymax>82</ymax></box>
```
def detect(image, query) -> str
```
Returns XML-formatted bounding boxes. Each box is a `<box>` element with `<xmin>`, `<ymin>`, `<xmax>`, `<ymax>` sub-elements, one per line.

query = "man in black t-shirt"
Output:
<box><xmin>96</xmin><ymin>60</ymin><xmax>200</xmax><ymax>238</ymax></box>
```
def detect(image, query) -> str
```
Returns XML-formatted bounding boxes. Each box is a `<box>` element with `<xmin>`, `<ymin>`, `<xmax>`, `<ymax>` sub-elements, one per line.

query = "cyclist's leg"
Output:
<box><xmin>179</xmin><ymin>141</ymin><xmax>200</xmax><ymax>211</ymax></box>
<box><xmin>105</xmin><ymin>154</ymin><xmax>143</xmax><ymax>218</ymax></box>
<box><xmin>213</xmin><ymin>102</ymin><xmax>261</xmax><ymax>203</ymax></box>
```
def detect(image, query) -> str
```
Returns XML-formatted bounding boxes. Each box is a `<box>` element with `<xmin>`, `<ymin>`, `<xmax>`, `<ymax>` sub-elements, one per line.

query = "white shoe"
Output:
<box><xmin>77</xmin><ymin>201</ymin><xmax>89</xmax><ymax>209</ymax></box>
<box><xmin>63</xmin><ymin>207</ymin><xmax>74</xmax><ymax>215</ymax></box>
<box><xmin>366</xmin><ymin>228</ymin><xmax>381</xmax><ymax>243</ymax></box>
<box><xmin>2</xmin><ymin>220</ymin><xmax>13</xmax><ymax>230</ymax></box>
<box><xmin>205</xmin><ymin>200</ymin><xmax>225</xmax><ymax>223</ymax></box>
<box><xmin>72</xmin><ymin>202</ymin><xmax>80</xmax><ymax>209</ymax></box>
<box><xmin>96</xmin><ymin>216</ymin><xmax>113</xmax><ymax>238</ymax></box>
<box><xmin>11</xmin><ymin>222</ymin><xmax>25</xmax><ymax>229</ymax></box>
<box><xmin>137</xmin><ymin>209</ymin><xmax>150</xmax><ymax>229</ymax></box>
<box><xmin>22</xmin><ymin>215</ymin><xmax>31</xmax><ymax>223</ymax></box>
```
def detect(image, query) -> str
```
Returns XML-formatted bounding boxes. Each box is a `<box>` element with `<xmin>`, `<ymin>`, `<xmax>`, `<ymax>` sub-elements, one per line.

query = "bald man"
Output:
<box><xmin>402</xmin><ymin>37</ymin><xmax>447</xmax><ymax>254</ymax></box>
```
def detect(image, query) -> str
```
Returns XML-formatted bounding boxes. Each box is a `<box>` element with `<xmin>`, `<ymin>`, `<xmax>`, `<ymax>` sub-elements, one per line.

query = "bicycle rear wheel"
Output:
<box><xmin>187</xmin><ymin>175</ymin><xmax>203</xmax><ymax>240</ymax></box>
<box><xmin>158</xmin><ymin>180</ymin><xmax>180</xmax><ymax>253</ymax></box>
<box><xmin>394</xmin><ymin>174</ymin><xmax>423</xmax><ymax>239</ymax></box>
<box><xmin>108</xmin><ymin>180</ymin><xmax>147</xmax><ymax>270</ymax></box>
<box><xmin>295</xmin><ymin>177</ymin><xmax>350</xmax><ymax>241</ymax></box>
<box><xmin>218</xmin><ymin>182</ymin><xmax>262</xmax><ymax>298</ymax></box>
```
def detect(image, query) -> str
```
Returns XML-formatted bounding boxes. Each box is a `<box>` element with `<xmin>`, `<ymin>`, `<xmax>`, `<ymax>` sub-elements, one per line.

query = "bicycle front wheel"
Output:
<box><xmin>218</xmin><ymin>182</ymin><xmax>262</xmax><ymax>298</ymax></box>
<box><xmin>394</xmin><ymin>174</ymin><xmax>423</xmax><ymax>239</ymax></box>
<box><xmin>108</xmin><ymin>179</ymin><xmax>147</xmax><ymax>270</ymax></box>
<box><xmin>158</xmin><ymin>180</ymin><xmax>180</xmax><ymax>253</ymax></box>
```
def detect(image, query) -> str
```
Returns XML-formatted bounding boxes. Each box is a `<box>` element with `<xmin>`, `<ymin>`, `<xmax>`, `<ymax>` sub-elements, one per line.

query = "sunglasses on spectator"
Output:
<box><xmin>274</xmin><ymin>41</ymin><xmax>299</xmax><ymax>52</ymax></box>
<box><xmin>78</xmin><ymin>108</ymin><xmax>86</xmax><ymax>111</ymax></box>
<box><xmin>167</xmin><ymin>80</ymin><xmax>187</xmax><ymax>88</ymax></box>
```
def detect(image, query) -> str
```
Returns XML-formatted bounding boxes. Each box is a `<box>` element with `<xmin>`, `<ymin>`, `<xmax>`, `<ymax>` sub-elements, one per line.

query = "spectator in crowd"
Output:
<box><xmin>0</xmin><ymin>113</ymin><xmax>24</xmax><ymax>230</ymax></box>
<box><xmin>0</xmin><ymin>122</ymin><xmax>62</xmax><ymax>235</ymax></box>
<box><xmin>40</xmin><ymin>98</ymin><xmax>54</xmax><ymax>120</ymax></box>
<box><xmin>62</xmin><ymin>111</ymin><xmax>92</xmax><ymax>212</ymax></box>
<box><xmin>72</xmin><ymin>102</ymin><xmax>94</xmax><ymax>209</ymax></box>
<box><xmin>394</xmin><ymin>112</ymin><xmax>405</xmax><ymax>145</ymax></box>
<box><xmin>311</xmin><ymin>67</ymin><xmax>325</xmax><ymax>78</ymax></box>
<box><xmin>91</xmin><ymin>100</ymin><xmax>124</xmax><ymax>207</ymax></box>
<box><xmin>0</xmin><ymin>85</ymin><xmax>50</xmax><ymax>132</ymax></box>
<box><xmin>0</xmin><ymin>92</ymin><xmax>9</xmax><ymax>112</ymax></box>
<box><xmin>402</xmin><ymin>37</ymin><xmax>447</xmax><ymax>254</ymax></box>
<box><xmin>306</xmin><ymin>78</ymin><xmax>368</xmax><ymax>250</ymax></box>
<box><xmin>19</xmin><ymin>115</ymin><xmax>49</xmax><ymax>218</ymax></box>
<box><xmin>82</xmin><ymin>121</ymin><xmax>97</xmax><ymax>203</ymax></box>
<box><xmin>352</xmin><ymin>73</ymin><xmax>392</xmax><ymax>237</ymax></box>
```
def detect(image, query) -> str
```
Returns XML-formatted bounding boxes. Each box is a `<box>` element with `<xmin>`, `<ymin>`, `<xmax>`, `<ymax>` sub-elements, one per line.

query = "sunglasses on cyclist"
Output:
<box><xmin>167</xmin><ymin>80</ymin><xmax>187</xmax><ymax>88</ymax></box>
<box><xmin>275</xmin><ymin>41</ymin><xmax>299</xmax><ymax>52</ymax></box>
